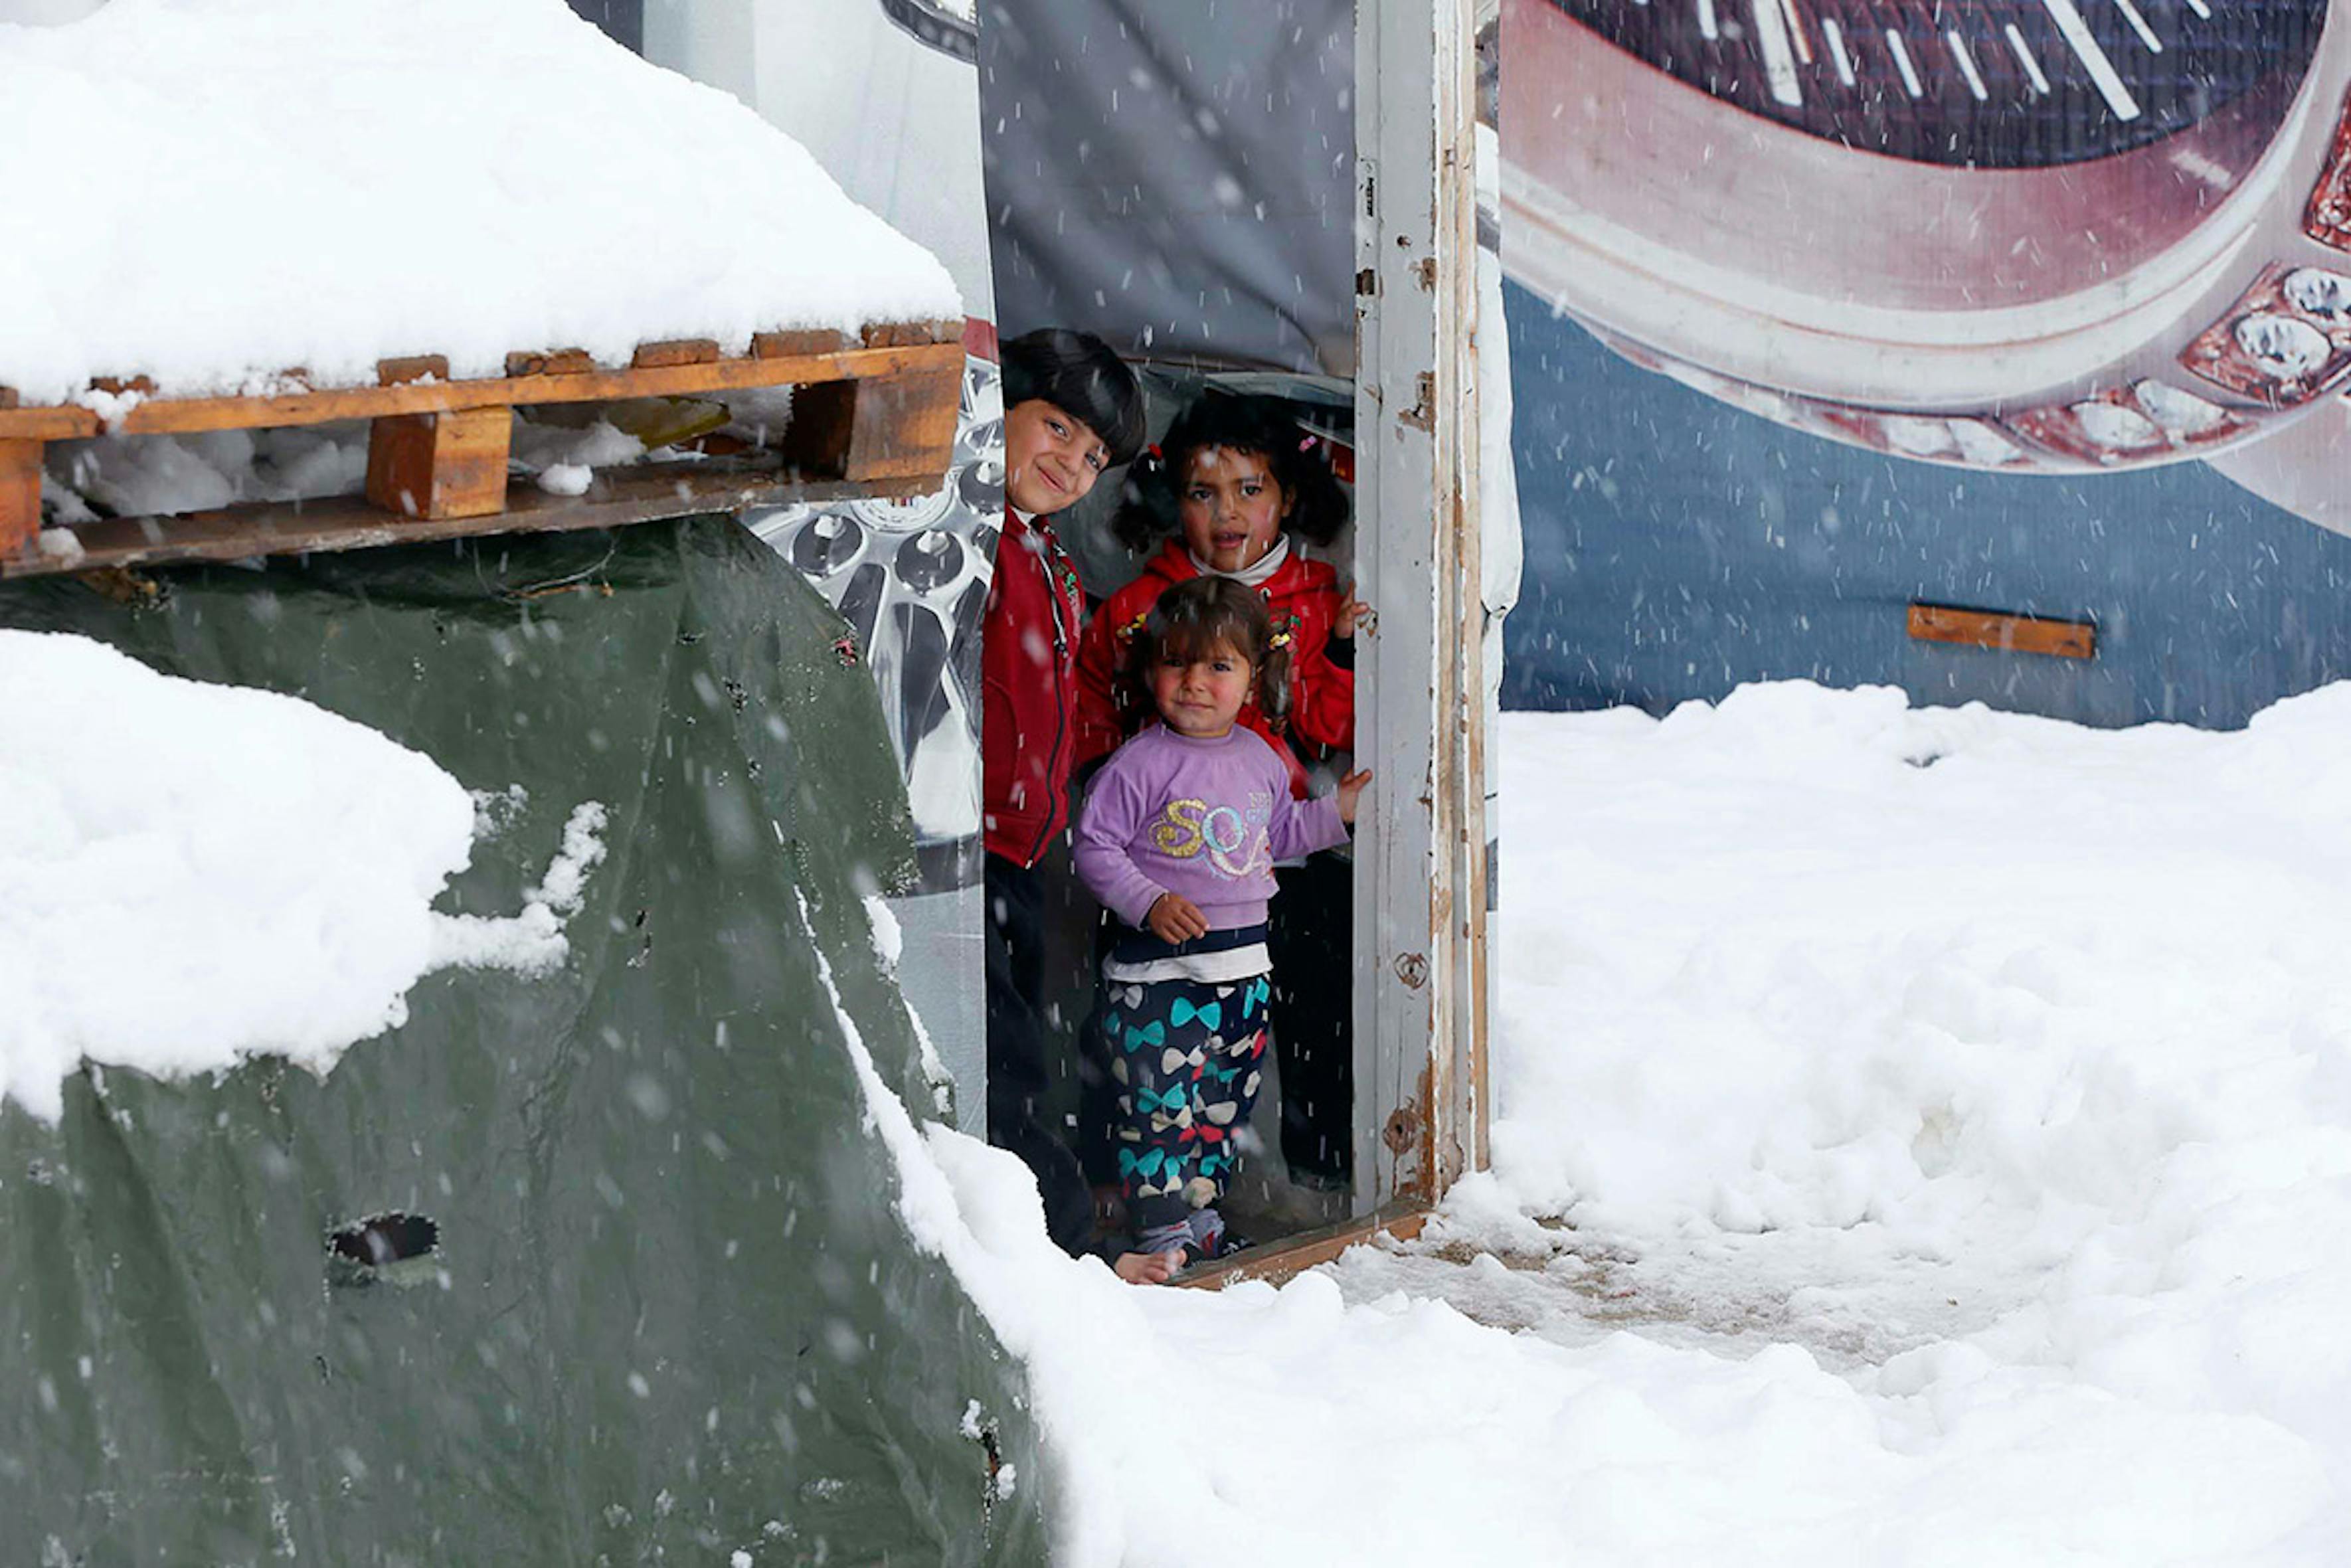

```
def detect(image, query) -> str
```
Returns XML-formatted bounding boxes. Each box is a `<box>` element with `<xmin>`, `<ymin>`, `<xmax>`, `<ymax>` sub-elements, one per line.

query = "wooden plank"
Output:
<box><xmin>772</xmin><ymin>379</ymin><xmax>857</xmax><ymax>479</ymax></box>
<box><xmin>0</xmin><ymin>438</ymin><xmax>41</xmax><ymax>559</ymax></box>
<box><xmin>505</xmin><ymin>348</ymin><xmax>596</xmax><ymax>378</ymax></box>
<box><xmin>3</xmin><ymin>462</ymin><xmax>929</xmax><ymax>580</ymax></box>
<box><xmin>859</xmin><ymin>319</ymin><xmax>962</xmax><ymax>349</ymax></box>
<box><xmin>632</xmin><ymin>338</ymin><xmax>721</xmax><ymax>369</ymax></box>
<box><xmin>776</xmin><ymin>361</ymin><xmax>961</xmax><ymax>483</ymax></box>
<box><xmin>1174</xmin><ymin>1205</ymin><xmax>1430</xmax><ymax>1292</ymax></box>
<box><xmin>365</xmin><ymin>406</ymin><xmax>512</xmax><ymax>521</ymax></box>
<box><xmin>843</xmin><ymin>363</ymin><xmax>960</xmax><ymax>479</ymax></box>
<box><xmin>752</xmin><ymin>327</ymin><xmax>850</xmax><ymax>358</ymax></box>
<box><xmin>0</xmin><ymin>341</ymin><xmax>963</xmax><ymax>442</ymax></box>
<box><xmin>377</xmin><ymin>355</ymin><xmax>451</xmax><ymax>387</ymax></box>
<box><xmin>1907</xmin><ymin>602</ymin><xmax>2096</xmax><ymax>660</ymax></box>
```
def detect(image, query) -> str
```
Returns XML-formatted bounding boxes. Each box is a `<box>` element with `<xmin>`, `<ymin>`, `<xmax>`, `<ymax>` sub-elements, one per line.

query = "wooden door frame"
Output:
<box><xmin>1350</xmin><ymin>0</ymin><xmax>1490</xmax><ymax>1220</ymax></box>
<box><xmin>1187</xmin><ymin>0</ymin><xmax>1486</xmax><ymax>1294</ymax></box>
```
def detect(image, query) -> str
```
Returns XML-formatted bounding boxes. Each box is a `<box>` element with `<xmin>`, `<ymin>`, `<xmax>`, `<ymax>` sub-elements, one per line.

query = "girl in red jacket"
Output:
<box><xmin>1075</xmin><ymin>394</ymin><xmax>1362</xmax><ymax>784</ymax></box>
<box><xmin>1076</xmin><ymin>392</ymin><xmax>1366</xmax><ymax>1197</ymax></box>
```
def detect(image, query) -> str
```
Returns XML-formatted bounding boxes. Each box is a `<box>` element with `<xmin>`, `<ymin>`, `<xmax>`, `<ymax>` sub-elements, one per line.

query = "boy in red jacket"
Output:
<box><xmin>983</xmin><ymin>328</ymin><xmax>1145</xmax><ymax>1263</ymax></box>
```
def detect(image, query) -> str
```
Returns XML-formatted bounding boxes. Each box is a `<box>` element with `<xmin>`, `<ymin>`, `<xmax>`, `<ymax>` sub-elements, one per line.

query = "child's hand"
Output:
<box><xmin>1334</xmin><ymin>586</ymin><xmax>1373</xmax><ymax>639</ymax></box>
<box><xmin>1146</xmin><ymin>891</ymin><xmax>1210</xmax><ymax>944</ymax></box>
<box><xmin>1336</xmin><ymin>768</ymin><xmax>1372</xmax><ymax>825</ymax></box>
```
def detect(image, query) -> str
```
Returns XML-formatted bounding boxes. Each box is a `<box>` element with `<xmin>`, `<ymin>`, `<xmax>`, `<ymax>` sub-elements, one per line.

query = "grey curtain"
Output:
<box><xmin>980</xmin><ymin>0</ymin><xmax>1356</xmax><ymax>375</ymax></box>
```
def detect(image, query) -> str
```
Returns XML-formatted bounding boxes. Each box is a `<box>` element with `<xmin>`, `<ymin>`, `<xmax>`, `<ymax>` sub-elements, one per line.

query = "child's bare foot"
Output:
<box><xmin>1112</xmin><ymin>1249</ymin><xmax>1182</xmax><ymax>1285</ymax></box>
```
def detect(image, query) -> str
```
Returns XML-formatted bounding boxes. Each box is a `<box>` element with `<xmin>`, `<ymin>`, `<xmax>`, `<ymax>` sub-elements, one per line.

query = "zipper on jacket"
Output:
<box><xmin>1023</xmin><ymin>523</ymin><xmax>1075</xmax><ymax>869</ymax></box>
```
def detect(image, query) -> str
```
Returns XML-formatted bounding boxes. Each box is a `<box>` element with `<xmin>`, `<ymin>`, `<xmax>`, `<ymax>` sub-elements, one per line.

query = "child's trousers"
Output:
<box><xmin>1105</xmin><ymin>971</ymin><xmax>1273</xmax><ymax>1233</ymax></box>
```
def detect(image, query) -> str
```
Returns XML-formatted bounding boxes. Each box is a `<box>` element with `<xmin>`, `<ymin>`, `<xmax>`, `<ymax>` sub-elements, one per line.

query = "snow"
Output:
<box><xmin>37</xmin><ymin>393</ymin><xmax>809</xmax><ymax>526</ymax></box>
<box><xmin>42</xmin><ymin>426</ymin><xmax>372</xmax><ymax>522</ymax></box>
<box><xmin>0</xmin><ymin>631</ymin><xmax>606</xmax><ymax>1122</ymax></box>
<box><xmin>840</xmin><ymin>679</ymin><xmax>2351</xmax><ymax>1564</ymax></box>
<box><xmin>430</xmin><ymin>801</ymin><xmax>608</xmax><ymax>975</ymax></box>
<box><xmin>24</xmin><ymin>602</ymin><xmax>2351</xmax><ymax>1558</ymax></box>
<box><xmin>0</xmin><ymin>0</ymin><xmax>960</xmax><ymax>406</ymax></box>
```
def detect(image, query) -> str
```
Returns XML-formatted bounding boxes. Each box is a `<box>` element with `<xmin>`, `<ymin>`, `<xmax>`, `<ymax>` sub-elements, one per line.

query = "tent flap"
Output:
<box><xmin>0</xmin><ymin>517</ymin><xmax>1043</xmax><ymax>1566</ymax></box>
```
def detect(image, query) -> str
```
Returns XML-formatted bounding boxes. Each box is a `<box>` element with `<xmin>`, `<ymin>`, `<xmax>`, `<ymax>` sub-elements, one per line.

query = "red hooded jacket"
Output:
<box><xmin>1075</xmin><ymin>539</ymin><xmax>1355</xmax><ymax>797</ymax></box>
<box><xmin>982</xmin><ymin>508</ymin><xmax>1087</xmax><ymax>868</ymax></box>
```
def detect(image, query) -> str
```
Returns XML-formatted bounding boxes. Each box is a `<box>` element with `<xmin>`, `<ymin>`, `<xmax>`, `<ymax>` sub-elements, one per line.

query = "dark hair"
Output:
<box><xmin>999</xmin><ymin>328</ymin><xmax>1146</xmax><ymax>468</ymax></box>
<box><xmin>1116</xmin><ymin>575</ymin><xmax>1293</xmax><ymax>733</ymax></box>
<box><xmin>1110</xmin><ymin>392</ymin><xmax>1350</xmax><ymax>552</ymax></box>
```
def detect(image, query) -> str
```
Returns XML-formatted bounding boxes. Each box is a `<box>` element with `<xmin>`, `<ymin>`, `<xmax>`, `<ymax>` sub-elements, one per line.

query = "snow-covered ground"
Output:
<box><xmin>0</xmin><ymin>0</ymin><xmax>959</xmax><ymax>406</ymax></box>
<box><xmin>881</xmin><ymin>680</ymin><xmax>2351</xmax><ymax>1565</ymax></box>
<box><xmin>17</xmin><ymin>617</ymin><xmax>2350</xmax><ymax>1560</ymax></box>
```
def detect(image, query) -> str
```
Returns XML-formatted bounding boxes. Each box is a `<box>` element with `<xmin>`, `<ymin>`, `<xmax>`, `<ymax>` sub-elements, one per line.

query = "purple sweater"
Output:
<box><xmin>1075</xmin><ymin>723</ymin><xmax>1350</xmax><ymax>932</ymax></box>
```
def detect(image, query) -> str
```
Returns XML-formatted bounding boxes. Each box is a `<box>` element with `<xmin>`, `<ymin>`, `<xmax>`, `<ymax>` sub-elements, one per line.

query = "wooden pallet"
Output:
<box><xmin>0</xmin><ymin>318</ymin><xmax>964</xmax><ymax>578</ymax></box>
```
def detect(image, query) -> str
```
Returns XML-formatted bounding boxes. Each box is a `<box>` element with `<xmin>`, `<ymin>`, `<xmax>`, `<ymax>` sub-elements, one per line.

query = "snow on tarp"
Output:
<box><xmin>0</xmin><ymin>0</ymin><xmax>962</xmax><ymax>406</ymax></box>
<box><xmin>0</xmin><ymin>628</ymin><xmax>609</xmax><ymax>1122</ymax></box>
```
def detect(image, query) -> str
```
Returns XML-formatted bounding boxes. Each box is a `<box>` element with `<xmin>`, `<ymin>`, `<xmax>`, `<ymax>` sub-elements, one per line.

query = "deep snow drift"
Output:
<box><xmin>0</xmin><ymin>631</ymin><xmax>605</xmax><ymax>1122</ymax></box>
<box><xmin>865</xmin><ymin>681</ymin><xmax>2350</xmax><ymax>1565</ymax></box>
<box><xmin>0</xmin><ymin>0</ymin><xmax>960</xmax><ymax>406</ymax></box>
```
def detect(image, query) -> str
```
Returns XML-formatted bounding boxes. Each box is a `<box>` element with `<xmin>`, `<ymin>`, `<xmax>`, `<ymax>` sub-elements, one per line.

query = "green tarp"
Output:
<box><xmin>0</xmin><ymin>517</ymin><xmax>1043</xmax><ymax>1565</ymax></box>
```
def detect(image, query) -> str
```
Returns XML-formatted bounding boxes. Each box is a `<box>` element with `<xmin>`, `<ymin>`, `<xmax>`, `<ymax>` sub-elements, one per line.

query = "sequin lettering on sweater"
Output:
<box><xmin>1147</xmin><ymin>792</ymin><xmax>1275</xmax><ymax>878</ymax></box>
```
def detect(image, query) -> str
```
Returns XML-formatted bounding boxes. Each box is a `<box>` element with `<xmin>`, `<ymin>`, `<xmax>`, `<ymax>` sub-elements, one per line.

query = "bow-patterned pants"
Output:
<box><xmin>1105</xmin><ymin>972</ymin><xmax>1274</xmax><ymax>1233</ymax></box>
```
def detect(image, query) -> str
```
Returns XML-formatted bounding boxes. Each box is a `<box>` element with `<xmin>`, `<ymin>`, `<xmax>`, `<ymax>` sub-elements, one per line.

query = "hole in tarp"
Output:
<box><xmin>327</xmin><ymin>1213</ymin><xmax>439</xmax><ymax>1270</ymax></box>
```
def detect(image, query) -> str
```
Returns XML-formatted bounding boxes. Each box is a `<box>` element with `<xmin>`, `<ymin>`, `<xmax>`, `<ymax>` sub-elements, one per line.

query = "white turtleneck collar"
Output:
<box><xmin>1188</xmin><ymin>534</ymin><xmax>1290</xmax><ymax>588</ymax></box>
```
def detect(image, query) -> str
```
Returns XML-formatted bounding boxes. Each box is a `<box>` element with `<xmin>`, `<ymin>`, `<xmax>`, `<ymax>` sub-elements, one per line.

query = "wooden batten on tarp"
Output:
<box><xmin>1908</xmin><ymin>602</ymin><xmax>2098</xmax><ymax>660</ymax></box>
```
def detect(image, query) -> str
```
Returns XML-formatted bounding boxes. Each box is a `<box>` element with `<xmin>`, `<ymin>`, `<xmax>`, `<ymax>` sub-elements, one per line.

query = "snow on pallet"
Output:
<box><xmin>1</xmin><ymin>0</ymin><xmax>968</xmax><ymax>577</ymax></box>
<box><xmin>0</xmin><ymin>319</ymin><xmax>964</xmax><ymax>577</ymax></box>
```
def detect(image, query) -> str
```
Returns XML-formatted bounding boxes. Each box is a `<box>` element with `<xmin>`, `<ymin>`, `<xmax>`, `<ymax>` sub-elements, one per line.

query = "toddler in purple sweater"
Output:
<box><xmin>1073</xmin><ymin>576</ymin><xmax>1369</xmax><ymax>1270</ymax></box>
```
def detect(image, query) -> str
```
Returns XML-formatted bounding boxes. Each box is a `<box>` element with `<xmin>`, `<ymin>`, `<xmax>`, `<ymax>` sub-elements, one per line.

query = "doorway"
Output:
<box><xmin>977</xmin><ymin>0</ymin><xmax>1488</xmax><ymax>1272</ymax></box>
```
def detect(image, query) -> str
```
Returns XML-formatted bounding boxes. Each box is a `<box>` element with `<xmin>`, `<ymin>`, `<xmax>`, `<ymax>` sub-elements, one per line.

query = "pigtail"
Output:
<box><xmin>1110</xmin><ymin>608</ymin><xmax>1160</xmax><ymax>728</ymax></box>
<box><xmin>1109</xmin><ymin>444</ymin><xmax>1176</xmax><ymax>551</ymax></box>
<box><xmin>1255</xmin><ymin>634</ymin><xmax>1294</xmax><ymax>735</ymax></box>
<box><xmin>1274</xmin><ymin>431</ymin><xmax>1351</xmax><ymax>548</ymax></box>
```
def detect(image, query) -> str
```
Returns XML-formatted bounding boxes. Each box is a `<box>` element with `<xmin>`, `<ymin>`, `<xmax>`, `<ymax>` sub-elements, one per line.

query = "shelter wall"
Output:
<box><xmin>1503</xmin><ymin>283</ymin><xmax>2351</xmax><ymax>731</ymax></box>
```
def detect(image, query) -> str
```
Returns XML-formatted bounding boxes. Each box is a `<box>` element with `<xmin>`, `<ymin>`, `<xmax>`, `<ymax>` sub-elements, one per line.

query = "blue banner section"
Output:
<box><xmin>1502</xmin><ymin>280</ymin><xmax>2351</xmax><ymax>731</ymax></box>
